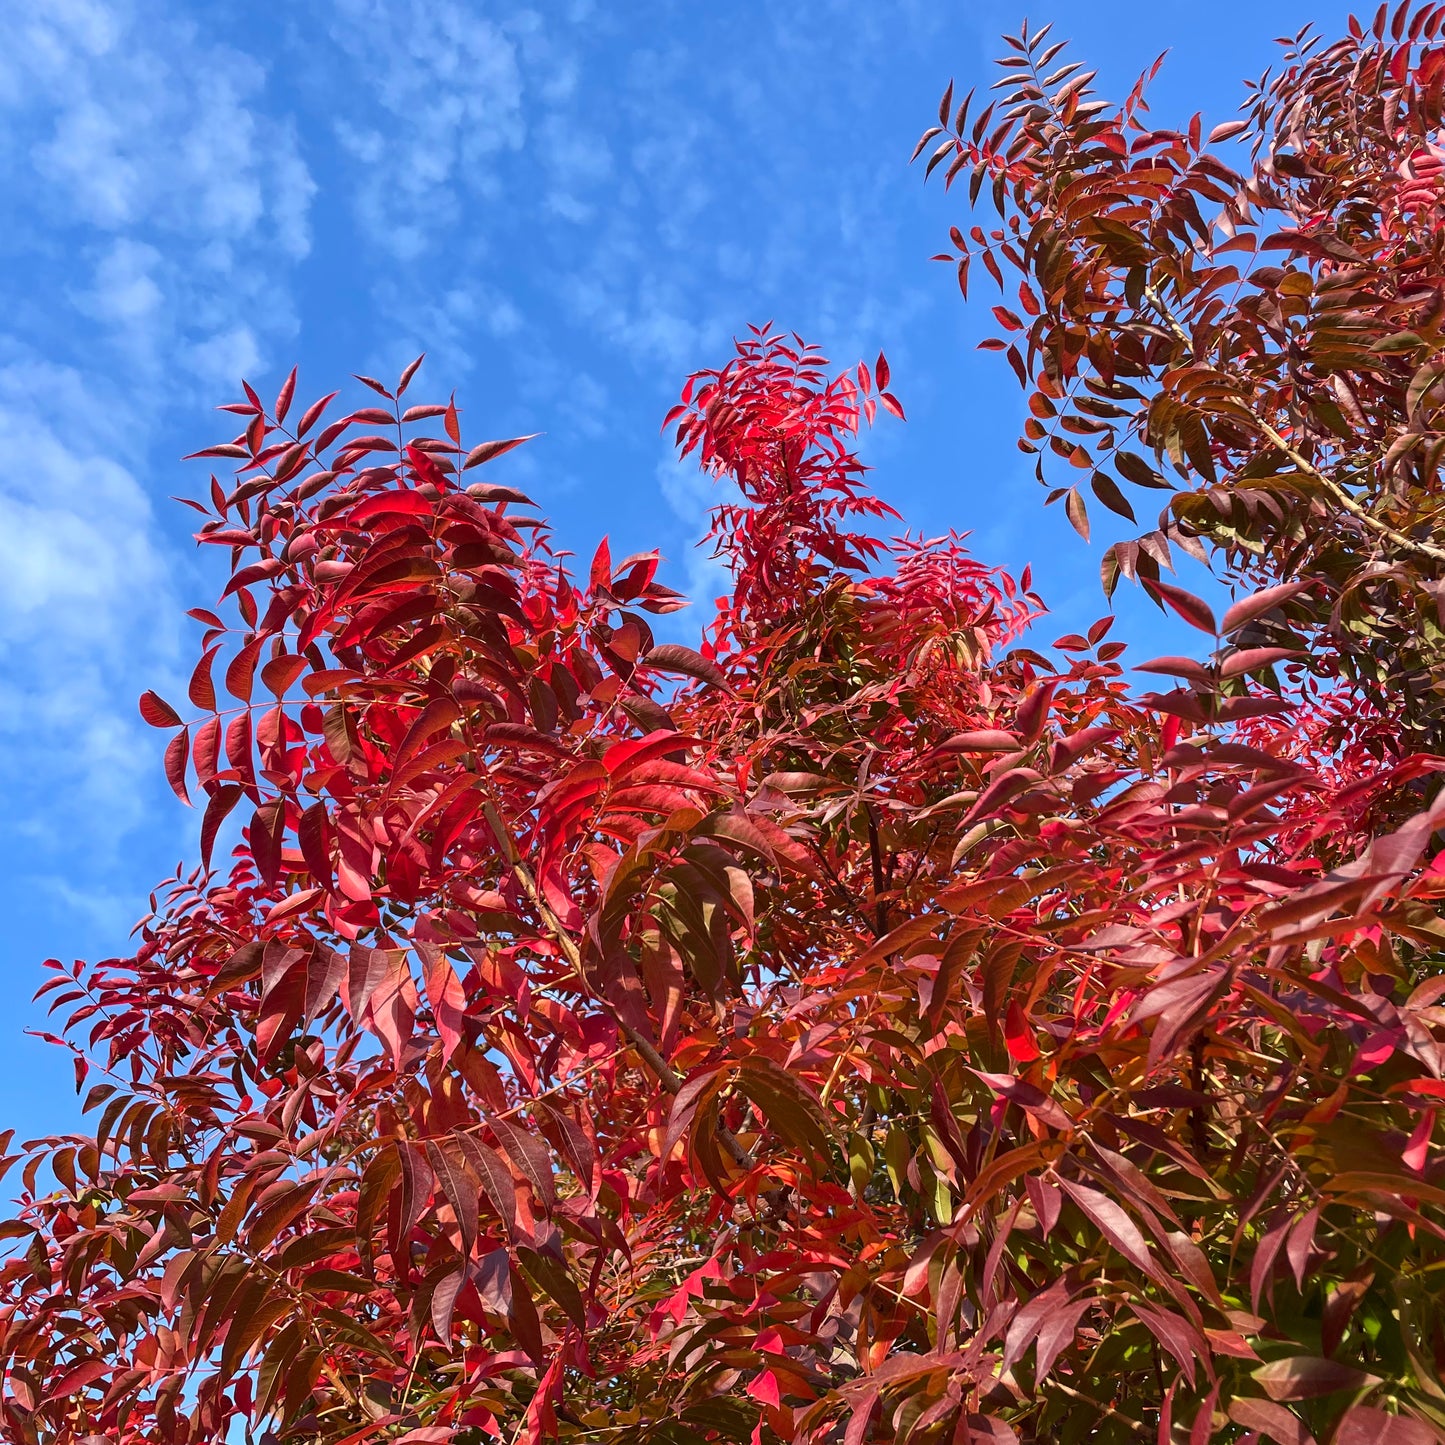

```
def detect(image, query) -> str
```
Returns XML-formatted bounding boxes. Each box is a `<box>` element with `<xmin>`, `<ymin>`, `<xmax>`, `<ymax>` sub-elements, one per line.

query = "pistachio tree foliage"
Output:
<box><xmin>5</xmin><ymin>14</ymin><xmax>1445</xmax><ymax>1445</ymax></box>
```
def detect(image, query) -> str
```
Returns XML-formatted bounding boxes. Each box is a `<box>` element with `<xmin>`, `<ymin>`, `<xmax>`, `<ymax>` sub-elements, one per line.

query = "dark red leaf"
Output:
<box><xmin>275</xmin><ymin>366</ymin><xmax>297</xmax><ymax>424</ymax></box>
<box><xmin>1333</xmin><ymin>1407</ymin><xmax>1435</xmax><ymax>1445</ymax></box>
<box><xmin>189</xmin><ymin>647</ymin><xmax>220</xmax><ymax>711</ymax></box>
<box><xmin>200</xmin><ymin>785</ymin><xmax>243</xmax><ymax>871</ymax></box>
<box><xmin>1221</xmin><ymin>581</ymin><xmax>1312</xmax><ymax>636</ymax></box>
<box><xmin>139</xmin><ymin>691</ymin><xmax>182</xmax><ymax>728</ymax></box>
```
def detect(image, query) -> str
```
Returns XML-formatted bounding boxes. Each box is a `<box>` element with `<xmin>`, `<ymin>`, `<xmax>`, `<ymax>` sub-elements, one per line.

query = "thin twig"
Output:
<box><xmin>1050</xmin><ymin>1380</ymin><xmax>1150</xmax><ymax>1439</ymax></box>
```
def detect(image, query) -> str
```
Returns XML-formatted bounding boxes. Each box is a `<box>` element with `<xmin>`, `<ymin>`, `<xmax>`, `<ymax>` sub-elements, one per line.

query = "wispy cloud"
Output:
<box><xmin>327</xmin><ymin>0</ymin><xmax>529</xmax><ymax>260</ymax></box>
<box><xmin>1</xmin><ymin>0</ymin><xmax>314</xmax><ymax>382</ymax></box>
<box><xmin>0</xmin><ymin>0</ymin><xmax>316</xmax><ymax>894</ymax></box>
<box><xmin>0</xmin><ymin>352</ymin><xmax>175</xmax><ymax>854</ymax></box>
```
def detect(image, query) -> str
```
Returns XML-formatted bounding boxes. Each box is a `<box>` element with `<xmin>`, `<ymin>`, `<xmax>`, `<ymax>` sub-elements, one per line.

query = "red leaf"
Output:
<box><xmin>423</xmin><ymin>951</ymin><xmax>467</xmax><ymax>1063</ymax></box>
<box><xmin>226</xmin><ymin>637</ymin><xmax>263</xmax><ymax>704</ymax></box>
<box><xmin>1004</xmin><ymin>999</ymin><xmax>1040</xmax><ymax>1061</ymax></box>
<box><xmin>189</xmin><ymin>646</ymin><xmax>220</xmax><ymax>711</ymax></box>
<box><xmin>303</xmin><ymin>944</ymin><xmax>346</xmax><ymax>1026</ymax></box>
<box><xmin>1065</xmin><ymin>487</ymin><xmax>1090</xmax><ymax>541</ymax></box>
<box><xmin>454</xmin><ymin>1136</ymin><xmax>519</xmax><ymax>1238</ymax></box>
<box><xmin>1220</xmin><ymin>646</ymin><xmax>1298</xmax><ymax>677</ymax></box>
<box><xmin>1252</xmin><ymin>1356</ymin><xmax>1381</xmax><ymax>1402</ymax></box>
<box><xmin>397</xmin><ymin>353</ymin><xmax>425</xmax><ymax>396</ymax></box>
<box><xmin>164</xmin><ymin>728</ymin><xmax>191</xmax><ymax>806</ymax></box>
<box><xmin>249</xmin><ymin>801</ymin><xmax>285</xmax><ymax>889</ymax></box>
<box><xmin>139</xmin><ymin>691</ymin><xmax>182</xmax><ymax>728</ymax></box>
<box><xmin>1058</xmin><ymin>1178</ymin><xmax>1156</xmax><ymax>1275</ymax></box>
<box><xmin>590</xmin><ymin>536</ymin><xmax>613</xmax><ymax>593</ymax></box>
<box><xmin>1404</xmin><ymin>1108</ymin><xmax>1434</xmax><ymax>1173</ymax></box>
<box><xmin>747</xmin><ymin>1368</ymin><xmax>782</xmax><ymax>1409</ymax></box>
<box><xmin>275</xmin><ymin>366</ymin><xmax>297</xmax><ymax>424</ymax></box>
<box><xmin>52</xmin><ymin>1359</ymin><xmax>109</xmax><ymax>1398</ymax></box>
<box><xmin>1035</xmin><ymin>1298</ymin><xmax>1089</xmax><ymax>1383</ymax></box>
<box><xmin>194</xmin><ymin>714</ymin><xmax>223</xmax><ymax>787</ymax></box>
<box><xmin>491</xmin><ymin>1117</ymin><xmax>556</xmax><ymax>1210</ymax></box>
<box><xmin>261</xmin><ymin>653</ymin><xmax>308</xmax><ymax>697</ymax></box>
<box><xmin>1208</xmin><ymin>118</ymin><xmax>1251</xmax><ymax>143</ymax></box>
<box><xmin>463</xmin><ymin>434</ymin><xmax>538</xmax><ymax>469</ymax></box>
<box><xmin>1333</xmin><ymin>1407</ymin><xmax>1436</xmax><ymax>1445</ymax></box>
<box><xmin>1130</xmin><ymin>1300</ymin><xmax>1206</xmax><ymax>1389</ymax></box>
<box><xmin>1135</xmin><ymin>655</ymin><xmax>1213</xmax><ymax>684</ymax></box>
<box><xmin>429</xmin><ymin>1266</ymin><xmax>466</xmax><ymax>1343</ymax></box>
<box><xmin>968</xmin><ymin>1070</ymin><xmax>1072</xmax><ymax>1130</ymax></box>
<box><xmin>1221</xmin><ymin>580</ymin><xmax>1312</xmax><ymax>636</ymax></box>
<box><xmin>424</xmin><ymin>1137</ymin><xmax>478</xmax><ymax>1261</ymax></box>
<box><xmin>295</xmin><ymin>390</ymin><xmax>339</xmax><ymax>439</ymax></box>
<box><xmin>225</xmin><ymin>711</ymin><xmax>254</xmax><ymax>789</ymax></box>
<box><xmin>644</xmin><ymin>643</ymin><xmax>729</xmax><ymax>691</ymax></box>
<box><xmin>298</xmin><ymin>801</ymin><xmax>334</xmax><ymax>892</ymax></box>
<box><xmin>200</xmin><ymin>785</ymin><xmax>243</xmax><ymax>871</ymax></box>
<box><xmin>369</xmin><ymin>952</ymin><xmax>417</xmax><ymax>1066</ymax></box>
<box><xmin>344</xmin><ymin>945</ymin><xmax>389</xmax><ymax>1023</ymax></box>
<box><xmin>1226</xmin><ymin>1398</ymin><xmax>1315</xmax><ymax>1445</ymax></box>
<box><xmin>1144</xmin><ymin>577</ymin><xmax>1217</xmax><ymax>634</ymax></box>
<box><xmin>184</xmin><ymin>443</ymin><xmax>249</xmax><ymax>460</ymax></box>
<box><xmin>940</xmin><ymin>729</ymin><xmax>1021</xmax><ymax>753</ymax></box>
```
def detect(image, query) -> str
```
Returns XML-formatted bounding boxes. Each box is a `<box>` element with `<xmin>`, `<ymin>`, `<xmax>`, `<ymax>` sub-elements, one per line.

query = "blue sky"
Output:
<box><xmin>0</xmin><ymin>0</ymin><xmax>1355</xmax><ymax>1139</ymax></box>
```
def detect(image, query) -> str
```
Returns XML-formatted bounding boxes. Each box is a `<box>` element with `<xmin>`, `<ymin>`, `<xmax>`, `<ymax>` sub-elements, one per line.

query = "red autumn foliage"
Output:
<box><xmin>5</xmin><ymin>10</ymin><xmax>1445</xmax><ymax>1445</ymax></box>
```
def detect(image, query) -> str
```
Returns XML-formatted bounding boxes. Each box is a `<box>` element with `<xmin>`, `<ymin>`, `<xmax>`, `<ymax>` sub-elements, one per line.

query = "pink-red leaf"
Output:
<box><xmin>226</xmin><ymin>638</ymin><xmax>263</xmax><ymax>705</ymax></box>
<box><xmin>1221</xmin><ymin>581</ymin><xmax>1312</xmax><ymax>636</ymax></box>
<box><xmin>1252</xmin><ymin>1356</ymin><xmax>1381</xmax><ymax>1402</ymax></box>
<box><xmin>1144</xmin><ymin>577</ymin><xmax>1217</xmax><ymax>634</ymax></box>
<box><xmin>164</xmin><ymin>728</ymin><xmax>191</xmax><ymax>806</ymax></box>
<box><xmin>463</xmin><ymin>434</ymin><xmax>538</xmax><ymax>469</ymax></box>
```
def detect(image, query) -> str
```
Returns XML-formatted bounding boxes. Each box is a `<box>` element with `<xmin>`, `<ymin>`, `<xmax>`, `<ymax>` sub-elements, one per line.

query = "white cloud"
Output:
<box><xmin>75</xmin><ymin>239</ymin><xmax>164</xmax><ymax>325</ymax></box>
<box><xmin>13</xmin><ymin>11</ymin><xmax>312</xmax><ymax>256</ymax></box>
<box><xmin>328</xmin><ymin>0</ymin><xmax>528</xmax><ymax>257</ymax></box>
<box><xmin>187</xmin><ymin>325</ymin><xmax>263</xmax><ymax>390</ymax></box>
<box><xmin>0</xmin><ymin>0</ymin><xmax>314</xmax><ymax>382</ymax></box>
<box><xmin>0</xmin><ymin>0</ymin><xmax>316</xmax><ymax>883</ymax></box>
<box><xmin>0</xmin><ymin>355</ymin><xmax>176</xmax><ymax>852</ymax></box>
<box><xmin>32</xmin><ymin>98</ymin><xmax>139</xmax><ymax>227</ymax></box>
<box><xmin>538</xmin><ymin>111</ymin><xmax>612</xmax><ymax>222</ymax></box>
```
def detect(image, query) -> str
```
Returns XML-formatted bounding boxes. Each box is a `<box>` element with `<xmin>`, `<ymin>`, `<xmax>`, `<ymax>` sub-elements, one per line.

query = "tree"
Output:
<box><xmin>3</xmin><ymin>17</ymin><xmax>1445</xmax><ymax>1445</ymax></box>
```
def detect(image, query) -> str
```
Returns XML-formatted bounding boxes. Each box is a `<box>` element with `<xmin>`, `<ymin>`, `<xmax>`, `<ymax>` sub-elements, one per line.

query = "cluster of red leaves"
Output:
<box><xmin>2</xmin><ymin>324</ymin><xmax>1441</xmax><ymax>1445</ymax></box>
<box><xmin>4</xmin><ymin>13</ymin><xmax>1445</xmax><ymax>1445</ymax></box>
<box><xmin>918</xmin><ymin>1</ymin><xmax>1445</xmax><ymax>755</ymax></box>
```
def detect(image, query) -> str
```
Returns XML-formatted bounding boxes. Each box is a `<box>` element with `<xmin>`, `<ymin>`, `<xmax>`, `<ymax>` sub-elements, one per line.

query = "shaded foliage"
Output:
<box><xmin>921</xmin><ymin>2</ymin><xmax>1445</xmax><ymax>755</ymax></box>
